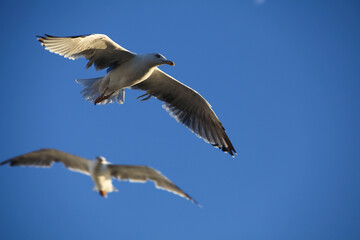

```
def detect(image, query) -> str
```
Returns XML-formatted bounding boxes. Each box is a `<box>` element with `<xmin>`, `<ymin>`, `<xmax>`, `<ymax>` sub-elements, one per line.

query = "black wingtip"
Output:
<box><xmin>192</xmin><ymin>199</ymin><xmax>202</xmax><ymax>208</ymax></box>
<box><xmin>184</xmin><ymin>193</ymin><xmax>201</xmax><ymax>207</ymax></box>
<box><xmin>228</xmin><ymin>148</ymin><xmax>237</xmax><ymax>158</ymax></box>
<box><xmin>226</xmin><ymin>147</ymin><xmax>237</xmax><ymax>157</ymax></box>
<box><xmin>222</xmin><ymin>134</ymin><xmax>236</xmax><ymax>157</ymax></box>
<box><xmin>42</xmin><ymin>34</ymin><xmax>58</xmax><ymax>38</ymax></box>
<box><xmin>36</xmin><ymin>34</ymin><xmax>92</xmax><ymax>41</ymax></box>
<box><xmin>48</xmin><ymin>34</ymin><xmax>91</xmax><ymax>38</ymax></box>
<box><xmin>36</xmin><ymin>35</ymin><xmax>45</xmax><ymax>42</ymax></box>
<box><xmin>211</xmin><ymin>142</ymin><xmax>236</xmax><ymax>157</ymax></box>
<box><xmin>0</xmin><ymin>160</ymin><xmax>9</xmax><ymax>166</ymax></box>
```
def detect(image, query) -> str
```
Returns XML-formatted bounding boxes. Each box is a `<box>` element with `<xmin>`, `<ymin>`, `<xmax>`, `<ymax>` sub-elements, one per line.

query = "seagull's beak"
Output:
<box><xmin>164</xmin><ymin>60</ymin><xmax>175</xmax><ymax>66</ymax></box>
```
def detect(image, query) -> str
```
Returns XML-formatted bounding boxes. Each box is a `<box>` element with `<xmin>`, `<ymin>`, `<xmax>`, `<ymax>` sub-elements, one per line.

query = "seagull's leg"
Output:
<box><xmin>94</xmin><ymin>88</ymin><xmax>114</xmax><ymax>105</ymax></box>
<box><xmin>94</xmin><ymin>88</ymin><xmax>116</xmax><ymax>105</ymax></box>
<box><xmin>104</xmin><ymin>91</ymin><xmax>115</xmax><ymax>100</ymax></box>
<box><xmin>98</xmin><ymin>91</ymin><xmax>115</xmax><ymax>104</ymax></box>
<box><xmin>99</xmin><ymin>190</ymin><xmax>107</xmax><ymax>197</ymax></box>
<box><xmin>94</xmin><ymin>88</ymin><xmax>108</xmax><ymax>105</ymax></box>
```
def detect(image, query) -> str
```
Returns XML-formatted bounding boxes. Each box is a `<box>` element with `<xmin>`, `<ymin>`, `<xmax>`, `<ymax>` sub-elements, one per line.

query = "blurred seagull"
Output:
<box><xmin>1</xmin><ymin>149</ymin><xmax>198</xmax><ymax>205</ymax></box>
<box><xmin>37</xmin><ymin>34</ymin><xmax>236</xmax><ymax>157</ymax></box>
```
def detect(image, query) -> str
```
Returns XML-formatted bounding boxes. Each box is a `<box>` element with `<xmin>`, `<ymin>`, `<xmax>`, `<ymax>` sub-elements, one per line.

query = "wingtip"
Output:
<box><xmin>185</xmin><ymin>194</ymin><xmax>201</xmax><ymax>207</ymax></box>
<box><xmin>35</xmin><ymin>34</ymin><xmax>60</xmax><ymax>41</ymax></box>
<box><xmin>36</xmin><ymin>35</ymin><xmax>44</xmax><ymax>42</ymax></box>
<box><xmin>192</xmin><ymin>199</ymin><xmax>202</xmax><ymax>208</ymax></box>
<box><xmin>222</xmin><ymin>136</ymin><xmax>236</xmax><ymax>157</ymax></box>
<box><xmin>215</xmin><ymin>143</ymin><xmax>236</xmax><ymax>158</ymax></box>
<box><xmin>0</xmin><ymin>160</ymin><xmax>9</xmax><ymax>166</ymax></box>
<box><xmin>44</xmin><ymin>34</ymin><xmax>57</xmax><ymax>38</ymax></box>
<box><xmin>229</xmin><ymin>148</ymin><xmax>237</xmax><ymax>158</ymax></box>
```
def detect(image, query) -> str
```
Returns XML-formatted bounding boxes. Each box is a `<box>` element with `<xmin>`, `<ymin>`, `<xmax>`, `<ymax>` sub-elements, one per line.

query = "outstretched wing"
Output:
<box><xmin>1</xmin><ymin>149</ymin><xmax>91</xmax><ymax>175</ymax></box>
<box><xmin>108</xmin><ymin>164</ymin><xmax>199</xmax><ymax>205</ymax></box>
<box><xmin>37</xmin><ymin>34</ymin><xmax>135</xmax><ymax>70</ymax></box>
<box><xmin>132</xmin><ymin>68</ymin><xmax>236</xmax><ymax>157</ymax></box>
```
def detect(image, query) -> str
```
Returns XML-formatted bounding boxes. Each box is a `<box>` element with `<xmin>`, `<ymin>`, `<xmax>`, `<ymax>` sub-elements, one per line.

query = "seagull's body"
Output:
<box><xmin>83</xmin><ymin>53</ymin><xmax>173</xmax><ymax>104</ymax></box>
<box><xmin>89</xmin><ymin>157</ymin><xmax>116</xmax><ymax>196</ymax></box>
<box><xmin>37</xmin><ymin>34</ymin><xmax>236</xmax><ymax>156</ymax></box>
<box><xmin>1</xmin><ymin>149</ymin><xmax>198</xmax><ymax>204</ymax></box>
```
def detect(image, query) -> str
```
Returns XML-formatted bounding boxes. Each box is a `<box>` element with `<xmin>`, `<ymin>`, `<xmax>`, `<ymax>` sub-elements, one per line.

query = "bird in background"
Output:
<box><xmin>1</xmin><ymin>149</ymin><xmax>199</xmax><ymax>205</ymax></box>
<box><xmin>37</xmin><ymin>34</ymin><xmax>236</xmax><ymax>157</ymax></box>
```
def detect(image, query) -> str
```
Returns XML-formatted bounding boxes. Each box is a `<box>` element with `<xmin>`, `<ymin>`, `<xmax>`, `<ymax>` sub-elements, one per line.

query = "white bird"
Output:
<box><xmin>1</xmin><ymin>149</ymin><xmax>198</xmax><ymax>205</ymax></box>
<box><xmin>37</xmin><ymin>34</ymin><xmax>236</xmax><ymax>157</ymax></box>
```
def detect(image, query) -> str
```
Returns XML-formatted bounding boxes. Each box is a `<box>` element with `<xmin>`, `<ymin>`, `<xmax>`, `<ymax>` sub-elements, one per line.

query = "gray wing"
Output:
<box><xmin>37</xmin><ymin>34</ymin><xmax>135</xmax><ymax>70</ymax></box>
<box><xmin>132</xmin><ymin>68</ymin><xmax>236</xmax><ymax>157</ymax></box>
<box><xmin>108</xmin><ymin>164</ymin><xmax>199</xmax><ymax>205</ymax></box>
<box><xmin>0</xmin><ymin>149</ymin><xmax>90</xmax><ymax>175</ymax></box>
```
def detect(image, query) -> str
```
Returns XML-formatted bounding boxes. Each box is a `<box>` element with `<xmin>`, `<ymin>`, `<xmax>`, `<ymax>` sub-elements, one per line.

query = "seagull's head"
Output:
<box><xmin>95</xmin><ymin>156</ymin><xmax>108</xmax><ymax>164</ymax></box>
<box><xmin>150</xmin><ymin>53</ymin><xmax>175</xmax><ymax>67</ymax></box>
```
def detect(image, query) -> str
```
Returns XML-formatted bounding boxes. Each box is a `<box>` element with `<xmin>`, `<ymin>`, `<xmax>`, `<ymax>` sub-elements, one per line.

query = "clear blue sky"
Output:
<box><xmin>1</xmin><ymin>0</ymin><xmax>359</xmax><ymax>239</ymax></box>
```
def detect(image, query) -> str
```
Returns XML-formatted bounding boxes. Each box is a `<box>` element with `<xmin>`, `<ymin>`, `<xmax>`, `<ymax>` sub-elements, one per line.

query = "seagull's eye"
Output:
<box><xmin>155</xmin><ymin>54</ymin><xmax>162</xmax><ymax>58</ymax></box>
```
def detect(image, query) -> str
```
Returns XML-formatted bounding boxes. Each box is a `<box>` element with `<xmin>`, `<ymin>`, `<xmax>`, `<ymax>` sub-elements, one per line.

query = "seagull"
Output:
<box><xmin>37</xmin><ymin>34</ymin><xmax>236</xmax><ymax>157</ymax></box>
<box><xmin>1</xmin><ymin>149</ymin><xmax>198</xmax><ymax>205</ymax></box>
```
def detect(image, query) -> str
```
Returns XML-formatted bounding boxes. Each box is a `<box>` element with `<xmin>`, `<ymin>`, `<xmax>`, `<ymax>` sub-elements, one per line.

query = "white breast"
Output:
<box><xmin>107</xmin><ymin>55</ymin><xmax>156</xmax><ymax>90</ymax></box>
<box><xmin>90</xmin><ymin>161</ymin><xmax>115</xmax><ymax>192</ymax></box>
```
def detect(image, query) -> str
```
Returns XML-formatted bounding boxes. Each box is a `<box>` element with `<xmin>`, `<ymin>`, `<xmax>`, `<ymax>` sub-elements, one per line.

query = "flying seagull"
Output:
<box><xmin>1</xmin><ymin>149</ymin><xmax>198</xmax><ymax>205</ymax></box>
<box><xmin>37</xmin><ymin>34</ymin><xmax>236</xmax><ymax>157</ymax></box>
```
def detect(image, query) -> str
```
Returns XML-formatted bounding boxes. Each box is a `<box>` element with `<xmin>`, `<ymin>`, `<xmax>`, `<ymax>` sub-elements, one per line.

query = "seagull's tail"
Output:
<box><xmin>75</xmin><ymin>77</ymin><xmax>125</xmax><ymax>105</ymax></box>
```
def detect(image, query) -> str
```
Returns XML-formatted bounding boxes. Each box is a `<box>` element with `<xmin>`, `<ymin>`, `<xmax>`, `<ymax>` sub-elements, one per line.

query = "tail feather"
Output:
<box><xmin>75</xmin><ymin>78</ymin><xmax>125</xmax><ymax>104</ymax></box>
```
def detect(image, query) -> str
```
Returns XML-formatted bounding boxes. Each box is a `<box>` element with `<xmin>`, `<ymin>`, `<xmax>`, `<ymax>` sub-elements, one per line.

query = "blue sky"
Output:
<box><xmin>1</xmin><ymin>0</ymin><xmax>359</xmax><ymax>239</ymax></box>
